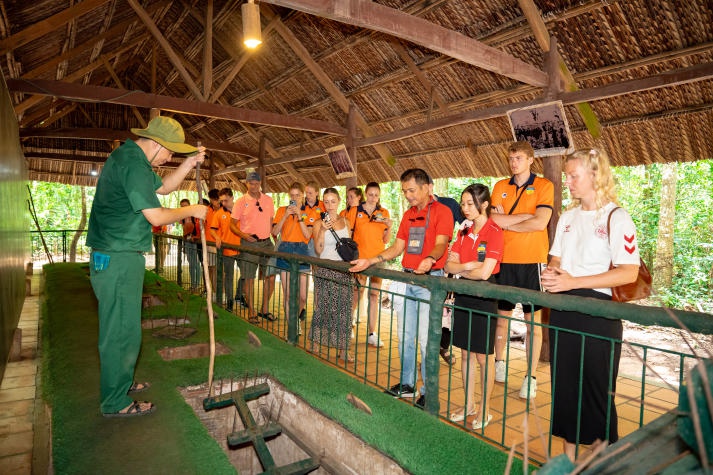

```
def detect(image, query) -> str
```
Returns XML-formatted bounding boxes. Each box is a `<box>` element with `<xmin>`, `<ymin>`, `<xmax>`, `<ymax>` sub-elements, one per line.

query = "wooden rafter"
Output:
<box><xmin>260</xmin><ymin>0</ymin><xmax>548</xmax><ymax>87</ymax></box>
<box><xmin>271</xmin><ymin>14</ymin><xmax>396</xmax><ymax>166</ymax></box>
<box><xmin>0</xmin><ymin>0</ymin><xmax>112</xmax><ymax>54</ymax></box>
<box><xmin>8</xmin><ymin>79</ymin><xmax>346</xmax><ymax>135</ymax></box>
<box><xmin>126</xmin><ymin>0</ymin><xmax>205</xmax><ymax>101</ymax></box>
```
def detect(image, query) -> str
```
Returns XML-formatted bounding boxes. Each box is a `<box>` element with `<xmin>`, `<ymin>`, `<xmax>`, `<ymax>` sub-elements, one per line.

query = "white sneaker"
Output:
<box><xmin>494</xmin><ymin>360</ymin><xmax>506</xmax><ymax>383</ymax></box>
<box><xmin>519</xmin><ymin>376</ymin><xmax>537</xmax><ymax>399</ymax></box>
<box><xmin>367</xmin><ymin>333</ymin><xmax>384</xmax><ymax>347</ymax></box>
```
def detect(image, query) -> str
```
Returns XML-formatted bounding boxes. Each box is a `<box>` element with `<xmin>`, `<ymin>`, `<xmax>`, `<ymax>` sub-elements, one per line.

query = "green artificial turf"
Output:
<box><xmin>42</xmin><ymin>263</ymin><xmax>531</xmax><ymax>474</ymax></box>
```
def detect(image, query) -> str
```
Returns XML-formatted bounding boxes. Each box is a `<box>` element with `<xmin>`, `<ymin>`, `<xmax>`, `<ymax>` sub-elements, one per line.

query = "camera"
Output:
<box><xmin>321</xmin><ymin>211</ymin><xmax>330</xmax><ymax>222</ymax></box>
<box><xmin>289</xmin><ymin>199</ymin><xmax>297</xmax><ymax>207</ymax></box>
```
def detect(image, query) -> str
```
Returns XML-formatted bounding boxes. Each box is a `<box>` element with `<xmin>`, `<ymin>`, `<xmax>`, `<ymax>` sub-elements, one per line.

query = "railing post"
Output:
<box><xmin>425</xmin><ymin>285</ymin><xmax>447</xmax><ymax>416</ymax></box>
<box><xmin>62</xmin><ymin>230</ymin><xmax>67</xmax><ymax>262</ymax></box>
<box><xmin>177</xmin><ymin>238</ymin><xmax>184</xmax><ymax>287</ymax></box>
<box><xmin>287</xmin><ymin>260</ymin><xmax>300</xmax><ymax>344</ymax></box>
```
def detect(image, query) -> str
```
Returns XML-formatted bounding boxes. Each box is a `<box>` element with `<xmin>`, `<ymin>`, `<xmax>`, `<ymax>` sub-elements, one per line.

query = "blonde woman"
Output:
<box><xmin>310</xmin><ymin>188</ymin><xmax>355</xmax><ymax>362</ymax></box>
<box><xmin>541</xmin><ymin>148</ymin><xmax>640</xmax><ymax>460</ymax></box>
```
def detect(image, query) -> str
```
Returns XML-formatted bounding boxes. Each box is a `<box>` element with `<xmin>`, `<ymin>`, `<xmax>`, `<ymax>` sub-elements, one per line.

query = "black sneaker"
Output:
<box><xmin>384</xmin><ymin>383</ymin><xmax>415</xmax><ymax>398</ymax></box>
<box><xmin>238</xmin><ymin>296</ymin><xmax>248</xmax><ymax>307</ymax></box>
<box><xmin>415</xmin><ymin>394</ymin><xmax>425</xmax><ymax>409</ymax></box>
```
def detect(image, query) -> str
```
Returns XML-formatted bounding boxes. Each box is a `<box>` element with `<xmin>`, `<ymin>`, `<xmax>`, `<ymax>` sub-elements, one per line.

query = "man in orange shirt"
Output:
<box><xmin>490</xmin><ymin>141</ymin><xmax>554</xmax><ymax>400</ymax></box>
<box><xmin>211</xmin><ymin>188</ymin><xmax>241</xmax><ymax>311</ymax></box>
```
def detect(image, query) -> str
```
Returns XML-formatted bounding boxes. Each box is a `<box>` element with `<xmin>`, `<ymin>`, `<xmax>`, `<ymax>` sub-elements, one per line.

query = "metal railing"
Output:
<box><xmin>29</xmin><ymin>229</ymin><xmax>90</xmax><ymax>263</ymax></box>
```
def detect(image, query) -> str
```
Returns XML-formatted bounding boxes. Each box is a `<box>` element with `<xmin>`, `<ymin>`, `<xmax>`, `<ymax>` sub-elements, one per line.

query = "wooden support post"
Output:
<box><xmin>539</xmin><ymin>153</ymin><xmax>563</xmax><ymax>362</ymax></box>
<box><xmin>258</xmin><ymin>135</ymin><xmax>267</xmax><ymax>191</ymax></box>
<box><xmin>344</xmin><ymin>102</ymin><xmax>357</xmax><ymax>188</ymax></box>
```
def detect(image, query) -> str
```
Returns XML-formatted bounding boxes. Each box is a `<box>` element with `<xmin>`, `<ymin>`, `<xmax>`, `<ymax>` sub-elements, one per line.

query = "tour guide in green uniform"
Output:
<box><xmin>87</xmin><ymin>116</ymin><xmax>206</xmax><ymax>417</ymax></box>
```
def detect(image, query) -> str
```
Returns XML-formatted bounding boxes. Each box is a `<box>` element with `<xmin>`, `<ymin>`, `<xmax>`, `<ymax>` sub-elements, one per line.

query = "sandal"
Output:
<box><xmin>127</xmin><ymin>382</ymin><xmax>150</xmax><ymax>394</ymax></box>
<box><xmin>339</xmin><ymin>352</ymin><xmax>354</xmax><ymax>363</ymax></box>
<box><xmin>248</xmin><ymin>315</ymin><xmax>260</xmax><ymax>324</ymax></box>
<box><xmin>450</xmin><ymin>407</ymin><xmax>477</xmax><ymax>422</ymax></box>
<box><xmin>103</xmin><ymin>400</ymin><xmax>156</xmax><ymax>418</ymax></box>
<box><xmin>472</xmin><ymin>414</ymin><xmax>493</xmax><ymax>430</ymax></box>
<box><xmin>261</xmin><ymin>312</ymin><xmax>276</xmax><ymax>322</ymax></box>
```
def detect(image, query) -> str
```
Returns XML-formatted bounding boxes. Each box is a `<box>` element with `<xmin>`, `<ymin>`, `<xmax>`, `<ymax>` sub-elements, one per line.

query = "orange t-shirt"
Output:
<box><xmin>301</xmin><ymin>199</ymin><xmax>324</xmax><ymax>240</ymax></box>
<box><xmin>210</xmin><ymin>207</ymin><xmax>240</xmax><ymax>256</ymax></box>
<box><xmin>347</xmin><ymin>205</ymin><xmax>390</xmax><ymax>259</ymax></box>
<box><xmin>491</xmin><ymin>174</ymin><xmax>553</xmax><ymax>264</ymax></box>
<box><xmin>274</xmin><ymin>206</ymin><xmax>309</xmax><ymax>244</ymax></box>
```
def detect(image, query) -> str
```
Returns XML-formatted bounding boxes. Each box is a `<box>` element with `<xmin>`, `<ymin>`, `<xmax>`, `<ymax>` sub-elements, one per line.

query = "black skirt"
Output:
<box><xmin>549</xmin><ymin>288</ymin><xmax>622</xmax><ymax>445</ymax></box>
<box><xmin>451</xmin><ymin>291</ymin><xmax>498</xmax><ymax>355</ymax></box>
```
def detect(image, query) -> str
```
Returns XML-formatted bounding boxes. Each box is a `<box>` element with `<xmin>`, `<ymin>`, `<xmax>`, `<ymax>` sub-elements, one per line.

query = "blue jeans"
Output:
<box><xmin>397</xmin><ymin>269</ymin><xmax>443</xmax><ymax>395</ymax></box>
<box><xmin>185</xmin><ymin>241</ymin><xmax>201</xmax><ymax>290</ymax></box>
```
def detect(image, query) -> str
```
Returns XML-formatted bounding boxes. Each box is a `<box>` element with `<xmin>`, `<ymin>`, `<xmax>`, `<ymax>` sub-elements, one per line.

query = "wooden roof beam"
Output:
<box><xmin>517</xmin><ymin>0</ymin><xmax>601</xmax><ymax>138</ymax></box>
<box><xmin>260</xmin><ymin>0</ymin><xmax>548</xmax><ymax>87</ymax></box>
<box><xmin>270</xmin><ymin>13</ymin><xmax>396</xmax><ymax>166</ymax></box>
<box><xmin>0</xmin><ymin>0</ymin><xmax>112</xmax><ymax>54</ymax></box>
<box><xmin>354</xmin><ymin>61</ymin><xmax>713</xmax><ymax>147</ymax></box>
<box><xmin>126</xmin><ymin>0</ymin><xmax>205</xmax><ymax>102</ymax></box>
<box><xmin>8</xmin><ymin>79</ymin><xmax>346</xmax><ymax>135</ymax></box>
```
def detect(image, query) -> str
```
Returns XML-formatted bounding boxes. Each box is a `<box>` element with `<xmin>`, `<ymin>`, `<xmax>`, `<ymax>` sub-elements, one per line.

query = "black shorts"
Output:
<box><xmin>497</xmin><ymin>263</ymin><xmax>544</xmax><ymax>312</ymax></box>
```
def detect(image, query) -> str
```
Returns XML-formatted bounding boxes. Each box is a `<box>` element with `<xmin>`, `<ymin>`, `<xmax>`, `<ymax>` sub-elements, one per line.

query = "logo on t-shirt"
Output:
<box><xmin>595</xmin><ymin>225</ymin><xmax>607</xmax><ymax>240</ymax></box>
<box><xmin>526</xmin><ymin>186</ymin><xmax>535</xmax><ymax>195</ymax></box>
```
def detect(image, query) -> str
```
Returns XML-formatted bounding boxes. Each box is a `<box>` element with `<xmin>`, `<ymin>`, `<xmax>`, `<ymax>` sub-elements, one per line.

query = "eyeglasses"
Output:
<box><xmin>408</xmin><ymin>216</ymin><xmax>425</xmax><ymax>222</ymax></box>
<box><xmin>255</xmin><ymin>201</ymin><xmax>263</xmax><ymax>212</ymax></box>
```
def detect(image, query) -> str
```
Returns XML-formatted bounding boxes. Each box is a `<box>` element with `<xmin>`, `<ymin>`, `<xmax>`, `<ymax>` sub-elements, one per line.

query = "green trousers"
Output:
<box><xmin>90</xmin><ymin>250</ymin><xmax>145</xmax><ymax>414</ymax></box>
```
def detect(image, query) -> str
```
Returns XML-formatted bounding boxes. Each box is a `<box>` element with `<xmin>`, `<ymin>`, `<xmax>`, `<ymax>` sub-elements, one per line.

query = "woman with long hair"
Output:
<box><xmin>444</xmin><ymin>183</ymin><xmax>503</xmax><ymax>430</ymax></box>
<box><xmin>348</xmin><ymin>182</ymin><xmax>393</xmax><ymax>347</ymax></box>
<box><xmin>310</xmin><ymin>188</ymin><xmax>355</xmax><ymax>362</ymax></box>
<box><xmin>541</xmin><ymin>148</ymin><xmax>640</xmax><ymax>460</ymax></box>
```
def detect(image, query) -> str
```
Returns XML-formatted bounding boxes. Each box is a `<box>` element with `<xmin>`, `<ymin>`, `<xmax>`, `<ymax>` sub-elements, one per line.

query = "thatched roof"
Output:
<box><xmin>2</xmin><ymin>0</ymin><xmax>712</xmax><ymax>192</ymax></box>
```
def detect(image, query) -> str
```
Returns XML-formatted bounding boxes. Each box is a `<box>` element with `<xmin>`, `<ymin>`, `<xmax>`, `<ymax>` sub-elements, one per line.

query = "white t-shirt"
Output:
<box><xmin>549</xmin><ymin>202</ymin><xmax>640</xmax><ymax>295</ymax></box>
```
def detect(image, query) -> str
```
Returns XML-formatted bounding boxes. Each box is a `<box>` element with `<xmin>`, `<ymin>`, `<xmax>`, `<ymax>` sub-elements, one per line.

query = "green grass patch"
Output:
<box><xmin>42</xmin><ymin>263</ymin><xmax>529</xmax><ymax>474</ymax></box>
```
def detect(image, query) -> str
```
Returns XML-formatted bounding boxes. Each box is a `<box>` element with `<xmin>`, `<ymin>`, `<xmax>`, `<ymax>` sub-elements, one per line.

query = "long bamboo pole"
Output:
<box><xmin>196</xmin><ymin>142</ymin><xmax>216</xmax><ymax>397</ymax></box>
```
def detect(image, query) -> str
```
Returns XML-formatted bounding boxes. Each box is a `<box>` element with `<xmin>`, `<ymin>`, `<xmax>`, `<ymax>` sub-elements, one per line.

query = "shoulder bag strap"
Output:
<box><xmin>507</xmin><ymin>185</ymin><xmax>528</xmax><ymax>215</ymax></box>
<box><xmin>606</xmin><ymin>206</ymin><xmax>621</xmax><ymax>260</ymax></box>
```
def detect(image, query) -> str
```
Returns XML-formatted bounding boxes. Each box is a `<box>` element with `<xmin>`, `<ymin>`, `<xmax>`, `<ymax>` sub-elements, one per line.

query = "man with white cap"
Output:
<box><xmin>87</xmin><ymin>116</ymin><xmax>206</xmax><ymax>417</ymax></box>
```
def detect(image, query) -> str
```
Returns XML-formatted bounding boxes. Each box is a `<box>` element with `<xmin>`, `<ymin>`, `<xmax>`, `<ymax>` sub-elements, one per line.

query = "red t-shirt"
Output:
<box><xmin>396</xmin><ymin>199</ymin><xmax>454</xmax><ymax>270</ymax></box>
<box><xmin>451</xmin><ymin>218</ymin><xmax>503</xmax><ymax>275</ymax></box>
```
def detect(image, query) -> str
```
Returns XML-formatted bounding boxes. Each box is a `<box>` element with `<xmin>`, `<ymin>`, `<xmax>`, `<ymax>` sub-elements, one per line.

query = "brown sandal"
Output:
<box><xmin>103</xmin><ymin>400</ymin><xmax>155</xmax><ymax>418</ymax></box>
<box><xmin>248</xmin><ymin>315</ymin><xmax>260</xmax><ymax>324</ymax></box>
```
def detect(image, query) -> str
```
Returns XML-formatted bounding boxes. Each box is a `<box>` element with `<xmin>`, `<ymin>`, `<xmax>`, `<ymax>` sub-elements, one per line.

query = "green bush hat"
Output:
<box><xmin>131</xmin><ymin>116</ymin><xmax>197</xmax><ymax>154</ymax></box>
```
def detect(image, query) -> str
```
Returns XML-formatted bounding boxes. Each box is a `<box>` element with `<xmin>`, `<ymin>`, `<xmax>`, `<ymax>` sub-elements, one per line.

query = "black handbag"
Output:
<box><xmin>334</xmin><ymin>235</ymin><xmax>359</xmax><ymax>262</ymax></box>
<box><xmin>322</xmin><ymin>212</ymin><xmax>359</xmax><ymax>262</ymax></box>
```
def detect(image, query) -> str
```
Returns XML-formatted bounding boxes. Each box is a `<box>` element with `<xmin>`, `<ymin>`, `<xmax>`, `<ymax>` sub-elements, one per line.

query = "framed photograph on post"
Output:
<box><xmin>507</xmin><ymin>101</ymin><xmax>574</xmax><ymax>157</ymax></box>
<box><xmin>325</xmin><ymin>144</ymin><xmax>356</xmax><ymax>179</ymax></box>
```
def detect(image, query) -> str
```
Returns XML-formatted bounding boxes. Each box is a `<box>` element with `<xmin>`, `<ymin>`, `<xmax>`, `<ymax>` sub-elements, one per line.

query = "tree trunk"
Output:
<box><xmin>653</xmin><ymin>162</ymin><xmax>677</xmax><ymax>293</ymax></box>
<box><xmin>69</xmin><ymin>186</ymin><xmax>87</xmax><ymax>262</ymax></box>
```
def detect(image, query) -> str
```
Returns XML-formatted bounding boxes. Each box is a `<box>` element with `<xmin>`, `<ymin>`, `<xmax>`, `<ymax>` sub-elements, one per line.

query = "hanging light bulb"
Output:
<box><xmin>242</xmin><ymin>0</ymin><xmax>262</xmax><ymax>49</ymax></box>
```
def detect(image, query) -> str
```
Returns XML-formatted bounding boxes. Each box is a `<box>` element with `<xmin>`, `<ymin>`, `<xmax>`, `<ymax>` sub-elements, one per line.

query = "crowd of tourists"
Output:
<box><xmin>89</xmin><ymin>116</ymin><xmax>641</xmax><ymax>461</ymax></box>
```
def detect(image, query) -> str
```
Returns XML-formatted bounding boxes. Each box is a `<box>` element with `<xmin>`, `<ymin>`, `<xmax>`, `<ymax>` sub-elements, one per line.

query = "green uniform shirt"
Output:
<box><xmin>87</xmin><ymin>140</ymin><xmax>163</xmax><ymax>252</ymax></box>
